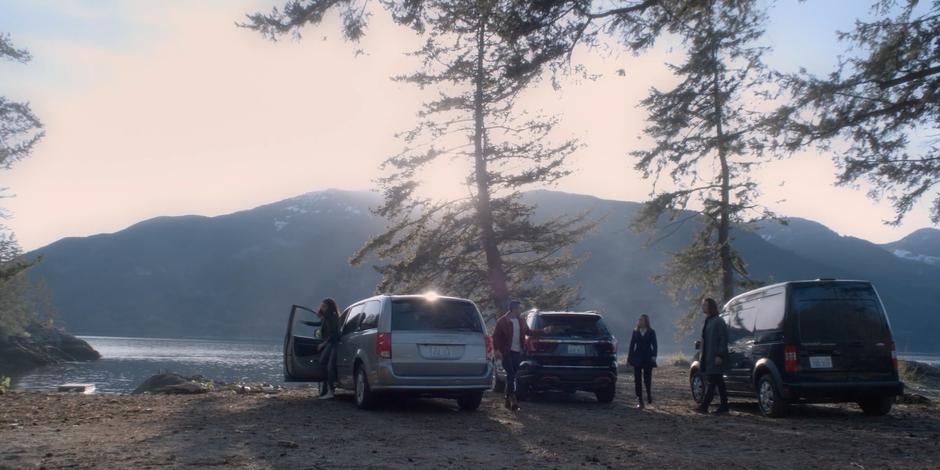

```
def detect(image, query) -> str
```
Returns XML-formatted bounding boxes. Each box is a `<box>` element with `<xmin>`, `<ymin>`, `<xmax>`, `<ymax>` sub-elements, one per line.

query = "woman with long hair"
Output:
<box><xmin>317</xmin><ymin>298</ymin><xmax>341</xmax><ymax>399</ymax></box>
<box><xmin>627</xmin><ymin>314</ymin><xmax>658</xmax><ymax>409</ymax></box>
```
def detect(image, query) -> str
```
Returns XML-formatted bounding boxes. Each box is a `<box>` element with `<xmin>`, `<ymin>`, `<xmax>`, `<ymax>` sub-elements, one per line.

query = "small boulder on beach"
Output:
<box><xmin>132</xmin><ymin>373</ymin><xmax>210</xmax><ymax>395</ymax></box>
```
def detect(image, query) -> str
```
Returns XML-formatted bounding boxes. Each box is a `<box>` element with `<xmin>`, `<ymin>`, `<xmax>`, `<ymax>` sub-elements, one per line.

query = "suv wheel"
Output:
<box><xmin>690</xmin><ymin>371</ymin><xmax>705</xmax><ymax>405</ymax></box>
<box><xmin>457</xmin><ymin>392</ymin><xmax>484</xmax><ymax>411</ymax></box>
<box><xmin>858</xmin><ymin>396</ymin><xmax>894</xmax><ymax>416</ymax></box>
<box><xmin>757</xmin><ymin>374</ymin><xmax>787</xmax><ymax>418</ymax></box>
<box><xmin>354</xmin><ymin>366</ymin><xmax>377</xmax><ymax>410</ymax></box>
<box><xmin>595</xmin><ymin>384</ymin><xmax>616</xmax><ymax>403</ymax></box>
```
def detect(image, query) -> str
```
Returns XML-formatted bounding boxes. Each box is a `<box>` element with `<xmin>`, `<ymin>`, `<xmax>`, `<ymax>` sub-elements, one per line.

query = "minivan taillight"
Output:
<box><xmin>784</xmin><ymin>345</ymin><xmax>798</xmax><ymax>373</ymax></box>
<box><xmin>890</xmin><ymin>342</ymin><xmax>898</xmax><ymax>371</ymax></box>
<box><xmin>376</xmin><ymin>332</ymin><xmax>392</xmax><ymax>359</ymax></box>
<box><xmin>485</xmin><ymin>335</ymin><xmax>494</xmax><ymax>360</ymax></box>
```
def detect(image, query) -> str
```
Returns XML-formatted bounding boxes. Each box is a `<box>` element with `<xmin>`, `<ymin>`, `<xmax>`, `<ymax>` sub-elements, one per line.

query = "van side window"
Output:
<box><xmin>342</xmin><ymin>304</ymin><xmax>365</xmax><ymax>336</ymax></box>
<box><xmin>754</xmin><ymin>289</ymin><xmax>786</xmax><ymax>342</ymax></box>
<box><xmin>359</xmin><ymin>300</ymin><xmax>382</xmax><ymax>331</ymax></box>
<box><xmin>726</xmin><ymin>300</ymin><xmax>756</xmax><ymax>343</ymax></box>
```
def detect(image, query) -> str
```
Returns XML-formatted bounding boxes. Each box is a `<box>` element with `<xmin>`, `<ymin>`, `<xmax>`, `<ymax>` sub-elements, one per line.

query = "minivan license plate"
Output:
<box><xmin>566</xmin><ymin>344</ymin><xmax>586</xmax><ymax>356</ymax></box>
<box><xmin>422</xmin><ymin>345</ymin><xmax>458</xmax><ymax>359</ymax></box>
<box><xmin>809</xmin><ymin>356</ymin><xmax>833</xmax><ymax>369</ymax></box>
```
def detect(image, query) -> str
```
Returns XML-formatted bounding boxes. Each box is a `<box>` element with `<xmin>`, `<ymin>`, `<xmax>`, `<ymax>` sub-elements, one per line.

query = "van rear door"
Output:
<box><xmin>792</xmin><ymin>283</ymin><xmax>894</xmax><ymax>381</ymax></box>
<box><xmin>283</xmin><ymin>304</ymin><xmax>326</xmax><ymax>382</ymax></box>
<box><xmin>389</xmin><ymin>298</ymin><xmax>488</xmax><ymax>377</ymax></box>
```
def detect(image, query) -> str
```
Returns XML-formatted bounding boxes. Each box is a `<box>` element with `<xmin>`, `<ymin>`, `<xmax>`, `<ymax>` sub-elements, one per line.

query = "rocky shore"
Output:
<box><xmin>0</xmin><ymin>324</ymin><xmax>100</xmax><ymax>377</ymax></box>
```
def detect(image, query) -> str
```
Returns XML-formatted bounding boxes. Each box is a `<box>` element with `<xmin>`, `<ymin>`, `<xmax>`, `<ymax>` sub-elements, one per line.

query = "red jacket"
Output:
<box><xmin>492</xmin><ymin>313</ymin><xmax>533</xmax><ymax>356</ymax></box>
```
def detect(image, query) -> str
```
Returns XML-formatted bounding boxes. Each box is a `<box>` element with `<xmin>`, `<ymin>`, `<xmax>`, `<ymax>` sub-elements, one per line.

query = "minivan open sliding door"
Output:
<box><xmin>283</xmin><ymin>304</ymin><xmax>326</xmax><ymax>382</ymax></box>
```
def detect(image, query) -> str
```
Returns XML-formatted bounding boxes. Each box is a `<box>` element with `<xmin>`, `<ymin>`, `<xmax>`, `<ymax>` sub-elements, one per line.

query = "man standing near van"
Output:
<box><xmin>493</xmin><ymin>300</ymin><xmax>528</xmax><ymax>411</ymax></box>
<box><xmin>697</xmin><ymin>297</ymin><xmax>730</xmax><ymax>414</ymax></box>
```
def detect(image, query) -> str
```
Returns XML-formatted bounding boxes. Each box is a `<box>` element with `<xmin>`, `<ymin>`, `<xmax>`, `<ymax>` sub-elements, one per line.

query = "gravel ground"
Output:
<box><xmin>2</xmin><ymin>366</ymin><xmax>939</xmax><ymax>469</ymax></box>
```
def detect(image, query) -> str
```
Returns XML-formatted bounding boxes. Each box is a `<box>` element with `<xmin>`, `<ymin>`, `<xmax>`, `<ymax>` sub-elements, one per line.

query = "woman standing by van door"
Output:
<box><xmin>317</xmin><ymin>298</ymin><xmax>341</xmax><ymax>400</ymax></box>
<box><xmin>627</xmin><ymin>314</ymin><xmax>657</xmax><ymax>409</ymax></box>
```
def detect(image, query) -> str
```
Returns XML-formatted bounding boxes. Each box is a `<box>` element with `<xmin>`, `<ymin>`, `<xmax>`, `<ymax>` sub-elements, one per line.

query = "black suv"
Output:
<box><xmin>690</xmin><ymin>280</ymin><xmax>904</xmax><ymax>417</ymax></box>
<box><xmin>496</xmin><ymin>311</ymin><xmax>618</xmax><ymax>403</ymax></box>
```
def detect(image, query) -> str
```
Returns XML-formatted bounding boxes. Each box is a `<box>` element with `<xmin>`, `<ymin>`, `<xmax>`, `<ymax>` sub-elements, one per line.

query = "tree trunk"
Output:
<box><xmin>709</xmin><ymin>8</ymin><xmax>734</xmax><ymax>303</ymax></box>
<box><xmin>471</xmin><ymin>15</ymin><xmax>510</xmax><ymax>311</ymax></box>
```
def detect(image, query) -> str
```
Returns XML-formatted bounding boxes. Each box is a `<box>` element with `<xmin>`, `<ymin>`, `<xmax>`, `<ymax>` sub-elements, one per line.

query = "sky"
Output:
<box><xmin>0</xmin><ymin>0</ymin><xmax>935</xmax><ymax>251</ymax></box>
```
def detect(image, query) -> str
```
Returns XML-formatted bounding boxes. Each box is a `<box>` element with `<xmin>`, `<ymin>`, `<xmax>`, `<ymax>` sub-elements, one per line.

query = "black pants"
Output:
<box><xmin>633</xmin><ymin>366</ymin><xmax>653</xmax><ymax>399</ymax></box>
<box><xmin>502</xmin><ymin>351</ymin><xmax>522</xmax><ymax>397</ymax></box>
<box><xmin>701</xmin><ymin>373</ymin><xmax>728</xmax><ymax>408</ymax></box>
<box><xmin>319</xmin><ymin>343</ymin><xmax>337</xmax><ymax>393</ymax></box>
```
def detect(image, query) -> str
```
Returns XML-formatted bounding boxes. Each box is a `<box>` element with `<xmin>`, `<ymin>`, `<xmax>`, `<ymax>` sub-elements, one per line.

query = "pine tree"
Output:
<box><xmin>628</xmin><ymin>0</ymin><xmax>775</xmax><ymax>333</ymax></box>
<box><xmin>0</xmin><ymin>34</ymin><xmax>44</xmax><ymax>170</ymax></box>
<box><xmin>244</xmin><ymin>1</ymin><xmax>595</xmax><ymax>314</ymax></box>
<box><xmin>770</xmin><ymin>0</ymin><xmax>940</xmax><ymax>225</ymax></box>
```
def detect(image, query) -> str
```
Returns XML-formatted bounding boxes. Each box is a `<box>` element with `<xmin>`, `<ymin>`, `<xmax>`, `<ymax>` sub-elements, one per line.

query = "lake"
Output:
<box><xmin>11</xmin><ymin>336</ymin><xmax>289</xmax><ymax>394</ymax></box>
<box><xmin>10</xmin><ymin>336</ymin><xmax>940</xmax><ymax>394</ymax></box>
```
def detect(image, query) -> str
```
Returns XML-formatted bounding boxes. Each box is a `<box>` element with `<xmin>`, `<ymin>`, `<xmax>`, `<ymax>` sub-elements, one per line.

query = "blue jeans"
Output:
<box><xmin>502</xmin><ymin>351</ymin><xmax>522</xmax><ymax>398</ymax></box>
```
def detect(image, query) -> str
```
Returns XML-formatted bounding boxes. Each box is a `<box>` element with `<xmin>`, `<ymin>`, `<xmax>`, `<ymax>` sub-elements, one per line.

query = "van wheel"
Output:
<box><xmin>757</xmin><ymin>374</ymin><xmax>787</xmax><ymax>418</ymax></box>
<box><xmin>858</xmin><ymin>396</ymin><xmax>894</xmax><ymax>416</ymax></box>
<box><xmin>354</xmin><ymin>366</ymin><xmax>377</xmax><ymax>410</ymax></box>
<box><xmin>690</xmin><ymin>371</ymin><xmax>705</xmax><ymax>405</ymax></box>
<box><xmin>457</xmin><ymin>392</ymin><xmax>484</xmax><ymax>411</ymax></box>
<box><xmin>595</xmin><ymin>384</ymin><xmax>616</xmax><ymax>403</ymax></box>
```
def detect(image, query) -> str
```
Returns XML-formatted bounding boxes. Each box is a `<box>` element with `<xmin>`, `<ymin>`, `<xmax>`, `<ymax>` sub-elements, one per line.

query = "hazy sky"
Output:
<box><xmin>0</xmin><ymin>0</ymin><xmax>935</xmax><ymax>251</ymax></box>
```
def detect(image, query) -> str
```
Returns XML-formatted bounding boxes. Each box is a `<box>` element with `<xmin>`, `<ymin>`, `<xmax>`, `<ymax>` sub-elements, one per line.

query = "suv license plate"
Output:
<box><xmin>566</xmin><ymin>344</ymin><xmax>586</xmax><ymax>356</ymax></box>
<box><xmin>809</xmin><ymin>356</ymin><xmax>833</xmax><ymax>369</ymax></box>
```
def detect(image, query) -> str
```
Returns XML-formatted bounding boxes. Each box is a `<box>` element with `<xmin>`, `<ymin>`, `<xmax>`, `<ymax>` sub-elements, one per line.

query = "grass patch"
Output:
<box><xmin>0</xmin><ymin>376</ymin><xmax>10</xmax><ymax>395</ymax></box>
<box><xmin>664</xmin><ymin>352</ymin><xmax>691</xmax><ymax>367</ymax></box>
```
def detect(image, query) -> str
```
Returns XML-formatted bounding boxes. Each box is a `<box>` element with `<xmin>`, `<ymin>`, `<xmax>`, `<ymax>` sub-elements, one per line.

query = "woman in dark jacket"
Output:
<box><xmin>317</xmin><ymin>298</ymin><xmax>341</xmax><ymax>400</ymax></box>
<box><xmin>627</xmin><ymin>314</ymin><xmax>658</xmax><ymax>409</ymax></box>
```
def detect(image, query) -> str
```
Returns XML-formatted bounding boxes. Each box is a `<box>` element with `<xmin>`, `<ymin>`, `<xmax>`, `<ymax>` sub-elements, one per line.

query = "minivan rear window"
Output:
<box><xmin>391</xmin><ymin>298</ymin><xmax>484</xmax><ymax>332</ymax></box>
<box><xmin>792</xmin><ymin>283</ymin><xmax>890</xmax><ymax>344</ymax></box>
<box><xmin>535</xmin><ymin>315</ymin><xmax>609</xmax><ymax>338</ymax></box>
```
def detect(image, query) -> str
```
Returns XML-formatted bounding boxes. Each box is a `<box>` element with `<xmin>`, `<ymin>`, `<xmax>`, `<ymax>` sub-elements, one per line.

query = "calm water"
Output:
<box><xmin>10</xmin><ymin>336</ymin><xmax>940</xmax><ymax>394</ymax></box>
<box><xmin>11</xmin><ymin>336</ymin><xmax>289</xmax><ymax>394</ymax></box>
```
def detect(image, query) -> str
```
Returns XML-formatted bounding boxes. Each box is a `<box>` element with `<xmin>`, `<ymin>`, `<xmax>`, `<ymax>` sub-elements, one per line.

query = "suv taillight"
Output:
<box><xmin>525</xmin><ymin>338</ymin><xmax>554</xmax><ymax>354</ymax></box>
<box><xmin>485</xmin><ymin>335</ymin><xmax>494</xmax><ymax>360</ymax></box>
<box><xmin>784</xmin><ymin>345</ymin><xmax>798</xmax><ymax>373</ymax></box>
<box><xmin>890</xmin><ymin>342</ymin><xmax>898</xmax><ymax>371</ymax></box>
<box><xmin>376</xmin><ymin>332</ymin><xmax>392</xmax><ymax>359</ymax></box>
<box><xmin>597</xmin><ymin>340</ymin><xmax>617</xmax><ymax>355</ymax></box>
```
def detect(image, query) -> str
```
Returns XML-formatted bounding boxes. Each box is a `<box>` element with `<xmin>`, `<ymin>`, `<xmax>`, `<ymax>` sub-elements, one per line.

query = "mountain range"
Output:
<box><xmin>26</xmin><ymin>189</ymin><xmax>940</xmax><ymax>352</ymax></box>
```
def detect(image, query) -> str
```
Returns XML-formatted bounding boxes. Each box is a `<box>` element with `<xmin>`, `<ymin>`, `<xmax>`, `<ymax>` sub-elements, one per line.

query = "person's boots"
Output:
<box><xmin>636</xmin><ymin>396</ymin><xmax>645</xmax><ymax>409</ymax></box>
<box><xmin>504</xmin><ymin>395</ymin><xmax>513</xmax><ymax>410</ymax></box>
<box><xmin>647</xmin><ymin>391</ymin><xmax>653</xmax><ymax>405</ymax></box>
<box><xmin>510</xmin><ymin>393</ymin><xmax>521</xmax><ymax>411</ymax></box>
<box><xmin>714</xmin><ymin>403</ymin><xmax>730</xmax><ymax>414</ymax></box>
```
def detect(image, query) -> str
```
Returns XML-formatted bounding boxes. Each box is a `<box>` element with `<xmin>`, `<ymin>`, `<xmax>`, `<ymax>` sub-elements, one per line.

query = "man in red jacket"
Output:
<box><xmin>492</xmin><ymin>300</ymin><xmax>531</xmax><ymax>411</ymax></box>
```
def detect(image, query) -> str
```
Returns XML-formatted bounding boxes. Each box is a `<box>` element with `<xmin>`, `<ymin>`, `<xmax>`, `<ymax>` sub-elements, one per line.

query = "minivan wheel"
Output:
<box><xmin>757</xmin><ymin>374</ymin><xmax>787</xmax><ymax>418</ymax></box>
<box><xmin>457</xmin><ymin>392</ymin><xmax>484</xmax><ymax>411</ymax></box>
<box><xmin>690</xmin><ymin>371</ymin><xmax>705</xmax><ymax>405</ymax></box>
<box><xmin>858</xmin><ymin>396</ymin><xmax>894</xmax><ymax>416</ymax></box>
<box><xmin>354</xmin><ymin>367</ymin><xmax>377</xmax><ymax>410</ymax></box>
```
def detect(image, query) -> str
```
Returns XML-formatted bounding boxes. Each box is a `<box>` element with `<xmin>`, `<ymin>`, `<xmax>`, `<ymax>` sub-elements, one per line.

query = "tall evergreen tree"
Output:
<box><xmin>244</xmin><ymin>1</ymin><xmax>594</xmax><ymax>313</ymax></box>
<box><xmin>628</xmin><ymin>0</ymin><xmax>775</xmax><ymax>332</ymax></box>
<box><xmin>0</xmin><ymin>34</ymin><xmax>44</xmax><ymax>170</ymax></box>
<box><xmin>771</xmin><ymin>0</ymin><xmax>940</xmax><ymax>225</ymax></box>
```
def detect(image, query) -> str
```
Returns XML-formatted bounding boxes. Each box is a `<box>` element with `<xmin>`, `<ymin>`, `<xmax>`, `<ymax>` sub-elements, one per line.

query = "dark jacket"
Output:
<box><xmin>700</xmin><ymin>314</ymin><xmax>729</xmax><ymax>374</ymax></box>
<box><xmin>627</xmin><ymin>329</ymin><xmax>658</xmax><ymax>368</ymax></box>
<box><xmin>492</xmin><ymin>313</ymin><xmax>532</xmax><ymax>357</ymax></box>
<box><xmin>321</xmin><ymin>312</ymin><xmax>340</xmax><ymax>345</ymax></box>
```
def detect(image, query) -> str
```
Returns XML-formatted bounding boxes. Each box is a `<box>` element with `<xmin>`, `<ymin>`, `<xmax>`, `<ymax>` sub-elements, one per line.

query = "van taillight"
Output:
<box><xmin>784</xmin><ymin>345</ymin><xmax>798</xmax><ymax>373</ymax></box>
<box><xmin>376</xmin><ymin>332</ymin><xmax>392</xmax><ymax>359</ymax></box>
<box><xmin>890</xmin><ymin>342</ymin><xmax>898</xmax><ymax>370</ymax></box>
<box><xmin>485</xmin><ymin>335</ymin><xmax>494</xmax><ymax>360</ymax></box>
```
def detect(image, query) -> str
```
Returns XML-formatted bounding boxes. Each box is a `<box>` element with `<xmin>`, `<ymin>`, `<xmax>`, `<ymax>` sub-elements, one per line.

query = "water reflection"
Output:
<box><xmin>11</xmin><ymin>336</ymin><xmax>291</xmax><ymax>394</ymax></box>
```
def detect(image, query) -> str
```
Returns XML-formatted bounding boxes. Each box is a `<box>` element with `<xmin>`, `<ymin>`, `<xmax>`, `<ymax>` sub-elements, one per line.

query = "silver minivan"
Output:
<box><xmin>283</xmin><ymin>294</ymin><xmax>494</xmax><ymax>410</ymax></box>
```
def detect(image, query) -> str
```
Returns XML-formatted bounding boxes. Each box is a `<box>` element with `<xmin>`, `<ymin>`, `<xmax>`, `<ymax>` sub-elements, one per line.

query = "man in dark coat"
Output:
<box><xmin>697</xmin><ymin>297</ymin><xmax>730</xmax><ymax>414</ymax></box>
<box><xmin>492</xmin><ymin>300</ymin><xmax>530</xmax><ymax>411</ymax></box>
